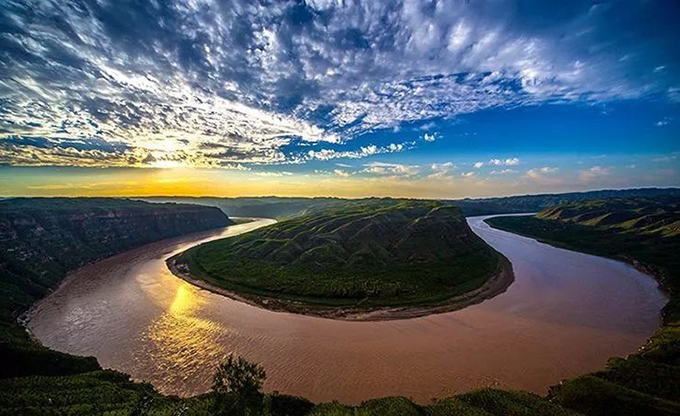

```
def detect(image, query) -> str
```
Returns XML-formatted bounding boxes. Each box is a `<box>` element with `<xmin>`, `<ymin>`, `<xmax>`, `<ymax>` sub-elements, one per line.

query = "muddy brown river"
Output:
<box><xmin>28</xmin><ymin>216</ymin><xmax>667</xmax><ymax>404</ymax></box>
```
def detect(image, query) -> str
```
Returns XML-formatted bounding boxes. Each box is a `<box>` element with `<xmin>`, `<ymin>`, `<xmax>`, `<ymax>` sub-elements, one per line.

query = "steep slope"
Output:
<box><xmin>172</xmin><ymin>199</ymin><xmax>510</xmax><ymax>318</ymax></box>
<box><xmin>0</xmin><ymin>198</ymin><xmax>233</xmax><ymax>379</ymax></box>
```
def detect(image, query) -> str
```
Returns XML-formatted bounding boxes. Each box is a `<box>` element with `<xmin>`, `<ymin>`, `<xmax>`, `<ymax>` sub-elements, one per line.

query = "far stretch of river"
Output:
<box><xmin>28</xmin><ymin>215</ymin><xmax>667</xmax><ymax>404</ymax></box>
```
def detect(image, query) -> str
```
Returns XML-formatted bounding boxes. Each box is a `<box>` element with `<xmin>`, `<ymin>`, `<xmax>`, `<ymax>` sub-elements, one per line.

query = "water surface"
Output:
<box><xmin>28</xmin><ymin>216</ymin><xmax>667</xmax><ymax>404</ymax></box>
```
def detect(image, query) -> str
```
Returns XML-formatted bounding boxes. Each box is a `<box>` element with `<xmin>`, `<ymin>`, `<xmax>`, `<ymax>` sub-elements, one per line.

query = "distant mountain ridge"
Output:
<box><xmin>142</xmin><ymin>187</ymin><xmax>680</xmax><ymax>218</ymax></box>
<box><xmin>450</xmin><ymin>187</ymin><xmax>680</xmax><ymax>216</ymax></box>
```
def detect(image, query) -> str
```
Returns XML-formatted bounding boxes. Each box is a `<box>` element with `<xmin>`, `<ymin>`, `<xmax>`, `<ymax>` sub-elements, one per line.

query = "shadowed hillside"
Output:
<box><xmin>0</xmin><ymin>198</ymin><xmax>233</xmax><ymax>380</ymax></box>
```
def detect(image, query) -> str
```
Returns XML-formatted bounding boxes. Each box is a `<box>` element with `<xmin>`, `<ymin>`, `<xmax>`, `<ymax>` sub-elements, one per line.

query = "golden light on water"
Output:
<box><xmin>141</xmin><ymin>283</ymin><xmax>227</xmax><ymax>389</ymax></box>
<box><xmin>168</xmin><ymin>284</ymin><xmax>202</xmax><ymax>316</ymax></box>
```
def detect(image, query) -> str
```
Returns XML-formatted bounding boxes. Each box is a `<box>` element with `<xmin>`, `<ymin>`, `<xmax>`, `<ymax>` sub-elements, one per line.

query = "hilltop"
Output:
<box><xmin>170</xmin><ymin>199</ymin><xmax>511</xmax><ymax>319</ymax></box>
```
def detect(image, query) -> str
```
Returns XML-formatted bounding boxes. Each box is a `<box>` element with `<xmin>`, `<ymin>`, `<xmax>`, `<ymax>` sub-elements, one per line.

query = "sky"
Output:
<box><xmin>0</xmin><ymin>0</ymin><xmax>678</xmax><ymax>198</ymax></box>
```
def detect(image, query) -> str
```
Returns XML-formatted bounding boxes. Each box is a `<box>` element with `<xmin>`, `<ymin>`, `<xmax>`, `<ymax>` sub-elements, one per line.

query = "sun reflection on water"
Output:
<box><xmin>139</xmin><ymin>283</ymin><xmax>229</xmax><ymax>394</ymax></box>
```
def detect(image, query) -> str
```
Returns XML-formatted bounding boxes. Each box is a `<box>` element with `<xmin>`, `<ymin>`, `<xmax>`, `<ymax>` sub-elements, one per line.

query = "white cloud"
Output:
<box><xmin>253</xmin><ymin>171</ymin><xmax>293</xmax><ymax>177</ymax></box>
<box><xmin>1</xmin><ymin>0</ymin><xmax>676</xmax><ymax>168</ymax></box>
<box><xmin>656</xmin><ymin>117</ymin><xmax>671</xmax><ymax>126</ymax></box>
<box><xmin>305</xmin><ymin>142</ymin><xmax>409</xmax><ymax>161</ymax></box>
<box><xmin>475</xmin><ymin>158</ymin><xmax>520</xmax><ymax>168</ymax></box>
<box><xmin>431</xmin><ymin>162</ymin><xmax>457</xmax><ymax>171</ymax></box>
<box><xmin>523</xmin><ymin>166</ymin><xmax>564</xmax><ymax>186</ymax></box>
<box><xmin>461</xmin><ymin>171</ymin><xmax>475</xmax><ymax>177</ymax></box>
<box><xmin>525</xmin><ymin>166</ymin><xmax>558</xmax><ymax>179</ymax></box>
<box><xmin>333</xmin><ymin>169</ymin><xmax>351</xmax><ymax>177</ymax></box>
<box><xmin>427</xmin><ymin>162</ymin><xmax>457</xmax><ymax>179</ymax></box>
<box><xmin>652</xmin><ymin>155</ymin><xmax>677</xmax><ymax>163</ymax></box>
<box><xmin>578</xmin><ymin>166</ymin><xmax>611</xmax><ymax>182</ymax></box>
<box><xmin>491</xmin><ymin>158</ymin><xmax>520</xmax><ymax>166</ymax></box>
<box><xmin>490</xmin><ymin>169</ymin><xmax>517</xmax><ymax>175</ymax></box>
<box><xmin>362</xmin><ymin>162</ymin><xmax>419</xmax><ymax>176</ymax></box>
<box><xmin>422</xmin><ymin>132</ymin><xmax>439</xmax><ymax>142</ymax></box>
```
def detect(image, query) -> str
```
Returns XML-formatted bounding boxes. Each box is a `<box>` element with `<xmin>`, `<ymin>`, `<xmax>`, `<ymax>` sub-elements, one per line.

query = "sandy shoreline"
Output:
<box><xmin>166</xmin><ymin>254</ymin><xmax>515</xmax><ymax>321</ymax></box>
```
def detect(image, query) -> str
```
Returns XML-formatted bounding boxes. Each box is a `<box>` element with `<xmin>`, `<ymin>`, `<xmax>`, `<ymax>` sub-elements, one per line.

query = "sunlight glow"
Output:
<box><xmin>150</xmin><ymin>160</ymin><xmax>184</xmax><ymax>169</ymax></box>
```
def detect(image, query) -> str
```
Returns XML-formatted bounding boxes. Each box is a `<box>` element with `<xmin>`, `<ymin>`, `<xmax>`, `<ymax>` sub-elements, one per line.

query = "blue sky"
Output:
<box><xmin>0</xmin><ymin>0</ymin><xmax>678</xmax><ymax>197</ymax></box>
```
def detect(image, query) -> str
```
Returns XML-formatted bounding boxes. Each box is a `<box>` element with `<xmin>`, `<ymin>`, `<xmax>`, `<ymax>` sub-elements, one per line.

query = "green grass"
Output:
<box><xmin>175</xmin><ymin>199</ymin><xmax>503</xmax><ymax>310</ymax></box>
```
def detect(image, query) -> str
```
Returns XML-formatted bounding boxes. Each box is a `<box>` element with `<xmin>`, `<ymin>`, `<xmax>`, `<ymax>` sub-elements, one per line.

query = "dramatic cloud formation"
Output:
<box><xmin>1</xmin><ymin>0</ymin><xmax>679</xmax><ymax>169</ymax></box>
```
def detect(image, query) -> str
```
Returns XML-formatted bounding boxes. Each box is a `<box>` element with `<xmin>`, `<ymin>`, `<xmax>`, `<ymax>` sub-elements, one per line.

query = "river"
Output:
<box><xmin>27</xmin><ymin>215</ymin><xmax>667</xmax><ymax>404</ymax></box>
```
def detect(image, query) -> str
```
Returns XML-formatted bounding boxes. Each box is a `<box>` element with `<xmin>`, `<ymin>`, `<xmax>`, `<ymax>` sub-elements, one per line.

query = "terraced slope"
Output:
<box><xmin>172</xmin><ymin>199</ymin><xmax>509</xmax><ymax>317</ymax></box>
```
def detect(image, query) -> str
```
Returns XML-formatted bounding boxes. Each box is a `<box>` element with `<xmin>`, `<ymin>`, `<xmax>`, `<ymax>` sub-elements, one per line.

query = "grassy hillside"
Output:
<box><xmin>486</xmin><ymin>196</ymin><xmax>680</xmax><ymax>414</ymax></box>
<box><xmin>448</xmin><ymin>187</ymin><xmax>679</xmax><ymax>216</ymax></box>
<box><xmin>173</xmin><ymin>199</ymin><xmax>505</xmax><ymax>313</ymax></box>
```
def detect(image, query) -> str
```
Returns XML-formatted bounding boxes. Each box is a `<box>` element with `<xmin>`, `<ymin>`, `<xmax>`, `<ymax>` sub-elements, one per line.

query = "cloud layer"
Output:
<box><xmin>1</xmin><ymin>0</ymin><xmax>678</xmax><ymax>167</ymax></box>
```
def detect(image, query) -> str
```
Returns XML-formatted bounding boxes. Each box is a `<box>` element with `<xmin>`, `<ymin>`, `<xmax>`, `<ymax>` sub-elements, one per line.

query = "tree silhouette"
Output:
<box><xmin>212</xmin><ymin>354</ymin><xmax>267</xmax><ymax>416</ymax></box>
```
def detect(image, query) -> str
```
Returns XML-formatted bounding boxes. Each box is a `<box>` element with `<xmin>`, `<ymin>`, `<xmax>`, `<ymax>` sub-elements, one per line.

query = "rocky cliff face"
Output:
<box><xmin>0</xmin><ymin>198</ymin><xmax>232</xmax><ymax>312</ymax></box>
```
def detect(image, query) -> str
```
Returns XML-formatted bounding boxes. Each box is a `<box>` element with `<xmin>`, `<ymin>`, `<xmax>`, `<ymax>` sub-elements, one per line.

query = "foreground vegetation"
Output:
<box><xmin>2</xmin><ymin>193</ymin><xmax>680</xmax><ymax>414</ymax></box>
<box><xmin>173</xmin><ymin>199</ymin><xmax>505</xmax><ymax>315</ymax></box>
<box><xmin>487</xmin><ymin>195</ymin><xmax>680</xmax><ymax>414</ymax></box>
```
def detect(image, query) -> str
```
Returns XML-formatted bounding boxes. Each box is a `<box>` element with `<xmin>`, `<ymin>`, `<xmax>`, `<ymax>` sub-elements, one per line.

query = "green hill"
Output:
<box><xmin>171</xmin><ymin>199</ymin><xmax>509</xmax><ymax>316</ymax></box>
<box><xmin>486</xmin><ymin>196</ymin><xmax>679</xmax><ymax>323</ymax></box>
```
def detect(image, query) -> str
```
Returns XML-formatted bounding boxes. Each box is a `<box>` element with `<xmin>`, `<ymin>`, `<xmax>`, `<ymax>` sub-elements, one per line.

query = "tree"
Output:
<box><xmin>212</xmin><ymin>354</ymin><xmax>267</xmax><ymax>416</ymax></box>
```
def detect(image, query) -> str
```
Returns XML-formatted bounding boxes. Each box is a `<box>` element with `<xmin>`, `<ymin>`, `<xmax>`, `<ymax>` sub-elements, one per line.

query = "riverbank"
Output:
<box><xmin>166</xmin><ymin>254</ymin><xmax>514</xmax><ymax>321</ymax></box>
<box><xmin>484</xmin><ymin>200</ymin><xmax>680</xmax><ymax>414</ymax></box>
